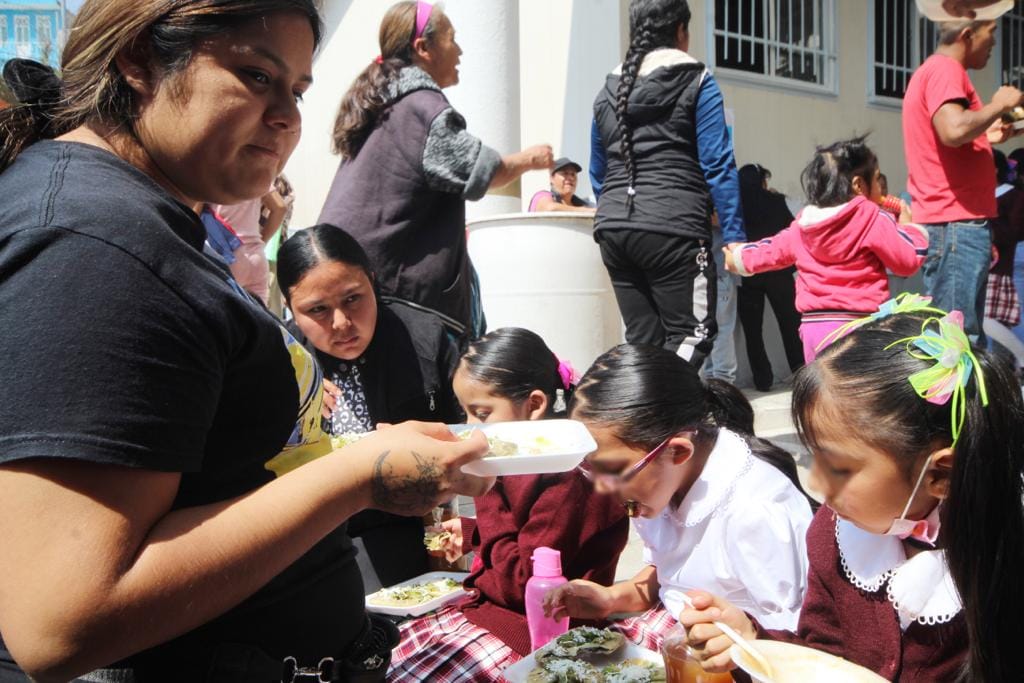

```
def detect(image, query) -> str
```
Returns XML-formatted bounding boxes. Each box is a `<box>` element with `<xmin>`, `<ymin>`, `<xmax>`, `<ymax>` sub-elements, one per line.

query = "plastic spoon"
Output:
<box><xmin>674</xmin><ymin>591</ymin><xmax>777</xmax><ymax>682</ymax></box>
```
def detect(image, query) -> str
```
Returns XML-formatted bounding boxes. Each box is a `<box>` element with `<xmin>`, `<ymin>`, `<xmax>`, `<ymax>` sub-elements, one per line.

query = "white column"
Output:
<box><xmin>442</xmin><ymin>0</ymin><xmax>522</xmax><ymax>219</ymax></box>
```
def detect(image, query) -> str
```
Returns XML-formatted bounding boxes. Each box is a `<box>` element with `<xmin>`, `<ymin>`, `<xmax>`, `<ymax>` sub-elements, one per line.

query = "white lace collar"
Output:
<box><xmin>835</xmin><ymin>514</ymin><xmax>961</xmax><ymax>630</ymax></box>
<box><xmin>669</xmin><ymin>428</ymin><xmax>753</xmax><ymax>528</ymax></box>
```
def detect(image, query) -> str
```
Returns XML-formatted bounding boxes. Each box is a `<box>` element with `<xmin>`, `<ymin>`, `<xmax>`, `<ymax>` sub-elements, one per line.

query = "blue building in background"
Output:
<box><xmin>0</xmin><ymin>1</ymin><xmax>66</xmax><ymax>67</ymax></box>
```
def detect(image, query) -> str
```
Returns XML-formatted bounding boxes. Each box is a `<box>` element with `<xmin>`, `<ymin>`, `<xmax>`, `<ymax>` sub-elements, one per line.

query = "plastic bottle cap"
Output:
<box><xmin>531</xmin><ymin>546</ymin><xmax>563</xmax><ymax>578</ymax></box>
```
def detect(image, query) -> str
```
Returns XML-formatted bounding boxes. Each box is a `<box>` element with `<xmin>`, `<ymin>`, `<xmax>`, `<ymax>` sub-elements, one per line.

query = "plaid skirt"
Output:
<box><xmin>609</xmin><ymin>605</ymin><xmax>679</xmax><ymax>653</ymax></box>
<box><xmin>387</xmin><ymin>605</ymin><xmax>520</xmax><ymax>682</ymax></box>
<box><xmin>386</xmin><ymin>604</ymin><xmax>678</xmax><ymax>681</ymax></box>
<box><xmin>986</xmin><ymin>272</ymin><xmax>1021</xmax><ymax>327</ymax></box>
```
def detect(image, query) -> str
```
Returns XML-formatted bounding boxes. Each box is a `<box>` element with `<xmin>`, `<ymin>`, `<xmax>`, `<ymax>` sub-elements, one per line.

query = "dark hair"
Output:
<box><xmin>801</xmin><ymin>135</ymin><xmax>878</xmax><ymax>208</ymax></box>
<box><xmin>0</xmin><ymin>0</ymin><xmax>323</xmax><ymax>173</ymax></box>
<box><xmin>277</xmin><ymin>224</ymin><xmax>374</xmax><ymax>302</ymax></box>
<box><xmin>616</xmin><ymin>0</ymin><xmax>691</xmax><ymax>212</ymax></box>
<box><xmin>331</xmin><ymin>1</ymin><xmax>443</xmax><ymax>158</ymax></box>
<box><xmin>570</xmin><ymin>344</ymin><xmax>809</xmax><ymax>494</ymax></box>
<box><xmin>1008</xmin><ymin>147</ymin><xmax>1024</xmax><ymax>169</ymax></box>
<box><xmin>994</xmin><ymin>149</ymin><xmax>1011</xmax><ymax>184</ymax></box>
<box><xmin>792</xmin><ymin>312</ymin><xmax>1024</xmax><ymax>682</ymax></box>
<box><xmin>460</xmin><ymin>328</ymin><xmax>571</xmax><ymax>417</ymax></box>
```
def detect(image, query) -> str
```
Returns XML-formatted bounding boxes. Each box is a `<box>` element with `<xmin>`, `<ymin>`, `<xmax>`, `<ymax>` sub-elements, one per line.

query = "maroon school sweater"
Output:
<box><xmin>758</xmin><ymin>506</ymin><xmax>967</xmax><ymax>682</ymax></box>
<box><xmin>457</xmin><ymin>471</ymin><xmax>629</xmax><ymax>656</ymax></box>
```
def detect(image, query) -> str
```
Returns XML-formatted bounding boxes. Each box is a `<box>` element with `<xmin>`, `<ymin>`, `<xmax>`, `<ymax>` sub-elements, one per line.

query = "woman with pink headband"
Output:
<box><xmin>321</xmin><ymin>1</ymin><xmax>554</xmax><ymax>345</ymax></box>
<box><xmin>389</xmin><ymin>328</ymin><xmax>629</xmax><ymax>681</ymax></box>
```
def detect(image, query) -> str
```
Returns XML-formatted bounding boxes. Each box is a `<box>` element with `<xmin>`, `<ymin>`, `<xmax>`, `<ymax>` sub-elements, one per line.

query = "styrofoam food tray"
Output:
<box><xmin>501</xmin><ymin>641</ymin><xmax>662</xmax><ymax>682</ymax></box>
<box><xmin>364</xmin><ymin>571</ymin><xmax>469</xmax><ymax>618</ymax></box>
<box><xmin>452</xmin><ymin>419</ymin><xmax>597</xmax><ymax>477</ymax></box>
<box><xmin>731</xmin><ymin>640</ymin><xmax>887</xmax><ymax>683</ymax></box>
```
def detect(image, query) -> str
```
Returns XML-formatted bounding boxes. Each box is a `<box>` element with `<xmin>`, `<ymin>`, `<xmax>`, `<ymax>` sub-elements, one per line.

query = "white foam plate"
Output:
<box><xmin>452</xmin><ymin>419</ymin><xmax>597</xmax><ymax>477</ymax></box>
<box><xmin>364</xmin><ymin>571</ymin><xmax>470</xmax><ymax>618</ymax></box>
<box><xmin>731</xmin><ymin>640</ymin><xmax>888</xmax><ymax>683</ymax></box>
<box><xmin>501</xmin><ymin>641</ymin><xmax>662</xmax><ymax>682</ymax></box>
<box><xmin>915</xmin><ymin>0</ymin><xmax>1014</xmax><ymax>21</ymax></box>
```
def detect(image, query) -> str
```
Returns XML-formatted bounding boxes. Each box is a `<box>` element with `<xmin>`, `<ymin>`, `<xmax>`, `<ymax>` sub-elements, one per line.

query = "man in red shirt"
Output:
<box><xmin>903</xmin><ymin>15</ymin><xmax>1023</xmax><ymax>340</ymax></box>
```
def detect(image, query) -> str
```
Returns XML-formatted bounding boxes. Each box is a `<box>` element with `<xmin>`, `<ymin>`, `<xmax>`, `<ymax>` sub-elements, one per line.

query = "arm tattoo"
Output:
<box><xmin>370</xmin><ymin>450</ymin><xmax>441</xmax><ymax>512</ymax></box>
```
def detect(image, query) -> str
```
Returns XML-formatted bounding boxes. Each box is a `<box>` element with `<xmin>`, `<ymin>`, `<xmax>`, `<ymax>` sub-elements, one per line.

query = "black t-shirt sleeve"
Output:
<box><xmin>0</xmin><ymin>227</ymin><xmax>224</xmax><ymax>472</ymax></box>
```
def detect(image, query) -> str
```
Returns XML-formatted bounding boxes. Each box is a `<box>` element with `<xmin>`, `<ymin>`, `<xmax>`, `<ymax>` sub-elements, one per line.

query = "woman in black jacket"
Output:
<box><xmin>735</xmin><ymin>164</ymin><xmax>804</xmax><ymax>390</ymax></box>
<box><xmin>279</xmin><ymin>225</ymin><xmax>462</xmax><ymax>587</ymax></box>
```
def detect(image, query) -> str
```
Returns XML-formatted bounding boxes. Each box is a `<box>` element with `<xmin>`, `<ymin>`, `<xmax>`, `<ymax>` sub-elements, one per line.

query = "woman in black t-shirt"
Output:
<box><xmin>278</xmin><ymin>225</ymin><xmax>462</xmax><ymax>588</ymax></box>
<box><xmin>0</xmin><ymin>2</ymin><xmax>493</xmax><ymax>682</ymax></box>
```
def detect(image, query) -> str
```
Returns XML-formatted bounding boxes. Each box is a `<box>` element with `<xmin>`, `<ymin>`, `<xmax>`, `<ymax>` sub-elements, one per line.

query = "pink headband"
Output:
<box><xmin>556</xmin><ymin>357</ymin><xmax>578</xmax><ymax>391</ymax></box>
<box><xmin>414</xmin><ymin>1</ymin><xmax>434</xmax><ymax>41</ymax></box>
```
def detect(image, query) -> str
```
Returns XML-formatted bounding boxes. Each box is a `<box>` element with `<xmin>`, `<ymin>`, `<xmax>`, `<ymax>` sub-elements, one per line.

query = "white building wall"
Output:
<box><xmin>687</xmin><ymin>1</ymin><xmax>1002</xmax><ymax>201</ymax></box>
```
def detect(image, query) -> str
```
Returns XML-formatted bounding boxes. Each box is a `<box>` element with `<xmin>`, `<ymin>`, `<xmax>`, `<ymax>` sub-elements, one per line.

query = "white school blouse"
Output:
<box><xmin>632</xmin><ymin>428</ymin><xmax>812</xmax><ymax>630</ymax></box>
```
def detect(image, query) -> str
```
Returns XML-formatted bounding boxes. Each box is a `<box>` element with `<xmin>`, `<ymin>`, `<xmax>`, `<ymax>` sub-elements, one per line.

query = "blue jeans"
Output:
<box><xmin>922</xmin><ymin>220</ymin><xmax>991</xmax><ymax>343</ymax></box>
<box><xmin>704</xmin><ymin>245</ymin><xmax>738</xmax><ymax>382</ymax></box>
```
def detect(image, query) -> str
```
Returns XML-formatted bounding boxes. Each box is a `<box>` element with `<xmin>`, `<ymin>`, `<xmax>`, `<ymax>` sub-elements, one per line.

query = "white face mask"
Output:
<box><xmin>884</xmin><ymin>455</ymin><xmax>941</xmax><ymax>546</ymax></box>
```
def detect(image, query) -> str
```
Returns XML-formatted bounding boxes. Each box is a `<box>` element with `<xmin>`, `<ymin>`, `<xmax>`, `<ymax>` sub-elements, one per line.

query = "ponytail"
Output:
<box><xmin>1</xmin><ymin>59</ymin><xmax>63</xmax><ymax>173</ymax></box>
<box><xmin>615</xmin><ymin>0</ymin><xmax>691</xmax><ymax>213</ymax></box>
<box><xmin>331</xmin><ymin>58</ymin><xmax>408</xmax><ymax>158</ymax></box>
<box><xmin>942</xmin><ymin>352</ymin><xmax>1024</xmax><ymax>682</ymax></box>
<box><xmin>703</xmin><ymin>379</ymin><xmax>817</xmax><ymax>510</ymax></box>
<box><xmin>615</xmin><ymin>23</ymin><xmax>654</xmax><ymax>213</ymax></box>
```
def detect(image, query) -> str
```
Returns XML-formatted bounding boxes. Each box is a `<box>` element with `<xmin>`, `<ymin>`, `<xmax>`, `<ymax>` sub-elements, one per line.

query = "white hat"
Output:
<box><xmin>916</xmin><ymin>0</ymin><xmax>1014</xmax><ymax>21</ymax></box>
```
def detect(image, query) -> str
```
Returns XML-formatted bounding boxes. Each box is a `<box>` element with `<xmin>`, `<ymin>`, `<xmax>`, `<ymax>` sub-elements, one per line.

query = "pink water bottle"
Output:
<box><xmin>525</xmin><ymin>546</ymin><xmax>570</xmax><ymax>650</ymax></box>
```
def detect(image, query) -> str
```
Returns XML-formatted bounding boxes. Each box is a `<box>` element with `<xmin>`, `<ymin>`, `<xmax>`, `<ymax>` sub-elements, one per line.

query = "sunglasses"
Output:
<box><xmin>577</xmin><ymin>430</ymin><xmax>697</xmax><ymax>488</ymax></box>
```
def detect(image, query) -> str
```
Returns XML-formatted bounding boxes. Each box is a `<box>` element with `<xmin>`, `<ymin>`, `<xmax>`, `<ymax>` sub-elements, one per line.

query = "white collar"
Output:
<box><xmin>835</xmin><ymin>514</ymin><xmax>961</xmax><ymax>630</ymax></box>
<box><xmin>668</xmin><ymin>428</ymin><xmax>753</xmax><ymax>528</ymax></box>
<box><xmin>797</xmin><ymin>202</ymin><xmax>849</xmax><ymax>226</ymax></box>
<box><xmin>613</xmin><ymin>48</ymin><xmax>702</xmax><ymax>77</ymax></box>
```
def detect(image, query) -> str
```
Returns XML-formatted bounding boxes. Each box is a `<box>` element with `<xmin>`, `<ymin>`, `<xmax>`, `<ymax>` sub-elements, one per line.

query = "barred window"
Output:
<box><xmin>709</xmin><ymin>0</ymin><xmax>838</xmax><ymax>92</ymax></box>
<box><xmin>999</xmin><ymin>5</ymin><xmax>1024</xmax><ymax>88</ymax></box>
<box><xmin>869</xmin><ymin>0</ymin><xmax>938</xmax><ymax>102</ymax></box>
<box><xmin>14</xmin><ymin>16</ymin><xmax>29</xmax><ymax>45</ymax></box>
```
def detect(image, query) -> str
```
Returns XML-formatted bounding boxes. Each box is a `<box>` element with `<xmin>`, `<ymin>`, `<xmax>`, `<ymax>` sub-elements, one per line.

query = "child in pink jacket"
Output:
<box><xmin>725</xmin><ymin>137</ymin><xmax>929</xmax><ymax>360</ymax></box>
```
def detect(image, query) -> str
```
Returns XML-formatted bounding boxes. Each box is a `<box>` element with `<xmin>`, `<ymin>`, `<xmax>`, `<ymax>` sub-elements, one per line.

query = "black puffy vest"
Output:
<box><xmin>594</xmin><ymin>57</ymin><xmax>711</xmax><ymax>241</ymax></box>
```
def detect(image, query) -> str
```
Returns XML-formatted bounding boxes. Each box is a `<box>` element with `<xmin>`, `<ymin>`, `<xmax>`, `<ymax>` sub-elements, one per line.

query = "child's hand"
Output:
<box><xmin>542</xmin><ymin>579</ymin><xmax>615</xmax><ymax>621</ymax></box>
<box><xmin>677</xmin><ymin>590</ymin><xmax>757</xmax><ymax>673</ymax></box>
<box><xmin>427</xmin><ymin>518</ymin><xmax>465</xmax><ymax>563</ymax></box>
<box><xmin>322</xmin><ymin>379</ymin><xmax>340</xmax><ymax>419</ymax></box>
<box><xmin>898</xmin><ymin>200</ymin><xmax>913</xmax><ymax>224</ymax></box>
<box><xmin>722</xmin><ymin>246</ymin><xmax>740</xmax><ymax>274</ymax></box>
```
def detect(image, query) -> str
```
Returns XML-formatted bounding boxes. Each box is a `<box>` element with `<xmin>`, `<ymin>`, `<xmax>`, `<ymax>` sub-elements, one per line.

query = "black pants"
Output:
<box><xmin>598</xmin><ymin>230</ymin><xmax>716</xmax><ymax>366</ymax></box>
<box><xmin>737</xmin><ymin>269</ymin><xmax>804</xmax><ymax>391</ymax></box>
<box><xmin>347</xmin><ymin>509</ymin><xmax>428</xmax><ymax>588</ymax></box>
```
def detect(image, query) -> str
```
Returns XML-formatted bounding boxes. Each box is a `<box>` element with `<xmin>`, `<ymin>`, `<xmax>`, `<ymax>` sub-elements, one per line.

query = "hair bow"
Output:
<box><xmin>888</xmin><ymin>311</ymin><xmax>989</xmax><ymax>445</ymax></box>
<box><xmin>817</xmin><ymin>293</ymin><xmax>946</xmax><ymax>351</ymax></box>
<box><xmin>556</xmin><ymin>358</ymin><xmax>578</xmax><ymax>391</ymax></box>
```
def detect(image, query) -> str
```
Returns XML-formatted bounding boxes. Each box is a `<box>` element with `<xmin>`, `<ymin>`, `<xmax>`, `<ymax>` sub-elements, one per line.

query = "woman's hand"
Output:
<box><xmin>677</xmin><ymin>590</ymin><xmax>756</xmax><ymax>673</ymax></box>
<box><xmin>542</xmin><ymin>579</ymin><xmax>615</xmax><ymax>621</ymax></box>
<box><xmin>356</xmin><ymin>422</ymin><xmax>495</xmax><ymax>517</ymax></box>
<box><xmin>321</xmin><ymin>379</ymin><xmax>340</xmax><ymax>419</ymax></box>
<box><xmin>523</xmin><ymin>144</ymin><xmax>555</xmax><ymax>170</ymax></box>
<box><xmin>427</xmin><ymin>517</ymin><xmax>465</xmax><ymax>563</ymax></box>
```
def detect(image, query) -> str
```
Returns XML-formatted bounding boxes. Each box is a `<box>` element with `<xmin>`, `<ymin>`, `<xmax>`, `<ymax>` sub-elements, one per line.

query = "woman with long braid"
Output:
<box><xmin>590</xmin><ymin>0</ymin><xmax>745</xmax><ymax>367</ymax></box>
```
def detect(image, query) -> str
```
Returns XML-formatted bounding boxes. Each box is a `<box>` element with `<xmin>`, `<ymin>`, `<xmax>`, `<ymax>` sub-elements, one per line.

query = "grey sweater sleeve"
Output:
<box><xmin>423</xmin><ymin>107</ymin><xmax>502</xmax><ymax>201</ymax></box>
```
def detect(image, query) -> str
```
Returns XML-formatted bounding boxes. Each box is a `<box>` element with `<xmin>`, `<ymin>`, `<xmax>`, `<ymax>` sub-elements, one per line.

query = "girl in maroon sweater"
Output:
<box><xmin>681</xmin><ymin>304</ymin><xmax>1024</xmax><ymax>682</ymax></box>
<box><xmin>387</xmin><ymin>328</ymin><xmax>629</xmax><ymax>681</ymax></box>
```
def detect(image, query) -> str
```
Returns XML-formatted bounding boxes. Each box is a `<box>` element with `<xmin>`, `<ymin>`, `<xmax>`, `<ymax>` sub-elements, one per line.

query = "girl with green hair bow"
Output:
<box><xmin>673</xmin><ymin>299</ymin><xmax>1021</xmax><ymax>683</ymax></box>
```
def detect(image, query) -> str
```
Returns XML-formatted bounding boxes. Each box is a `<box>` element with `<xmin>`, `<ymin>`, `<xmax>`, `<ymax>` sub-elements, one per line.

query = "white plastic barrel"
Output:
<box><xmin>467</xmin><ymin>212</ymin><xmax>624</xmax><ymax>373</ymax></box>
